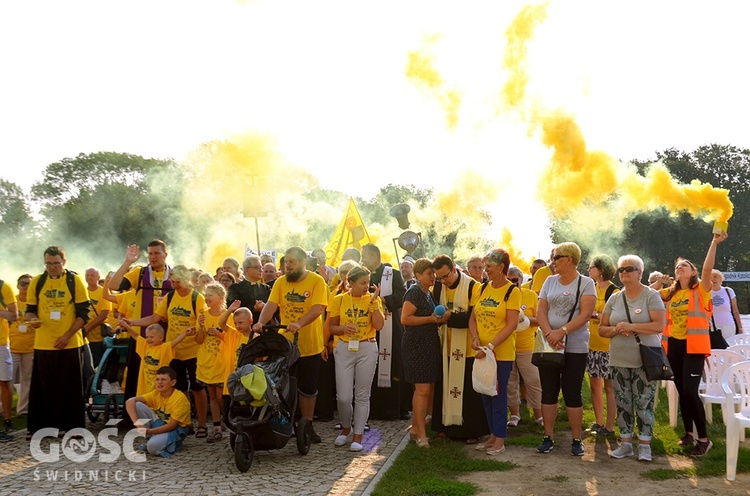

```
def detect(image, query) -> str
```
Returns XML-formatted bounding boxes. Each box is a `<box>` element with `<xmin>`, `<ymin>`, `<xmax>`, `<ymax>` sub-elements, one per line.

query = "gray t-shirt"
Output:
<box><xmin>539</xmin><ymin>274</ymin><xmax>596</xmax><ymax>354</ymax></box>
<box><xmin>603</xmin><ymin>287</ymin><xmax>665</xmax><ymax>368</ymax></box>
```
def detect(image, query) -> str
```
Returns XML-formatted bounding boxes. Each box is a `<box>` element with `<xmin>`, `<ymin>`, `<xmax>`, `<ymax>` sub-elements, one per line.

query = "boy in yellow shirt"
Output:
<box><xmin>218</xmin><ymin>300</ymin><xmax>254</xmax><ymax>398</ymax></box>
<box><xmin>125</xmin><ymin>366</ymin><xmax>191</xmax><ymax>457</ymax></box>
<box><xmin>119</xmin><ymin>321</ymin><xmax>194</xmax><ymax>396</ymax></box>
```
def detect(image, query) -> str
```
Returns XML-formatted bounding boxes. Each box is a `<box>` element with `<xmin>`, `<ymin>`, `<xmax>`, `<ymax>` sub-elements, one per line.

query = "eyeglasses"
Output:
<box><xmin>552</xmin><ymin>254</ymin><xmax>570</xmax><ymax>261</ymax></box>
<box><xmin>19</xmin><ymin>281</ymin><xmax>30</xmax><ymax>287</ymax></box>
<box><xmin>436</xmin><ymin>271</ymin><xmax>452</xmax><ymax>281</ymax></box>
<box><xmin>246</xmin><ymin>265</ymin><xmax>262</xmax><ymax>270</ymax></box>
<box><xmin>617</xmin><ymin>266</ymin><xmax>638</xmax><ymax>274</ymax></box>
<box><xmin>44</xmin><ymin>262</ymin><xmax>63</xmax><ymax>267</ymax></box>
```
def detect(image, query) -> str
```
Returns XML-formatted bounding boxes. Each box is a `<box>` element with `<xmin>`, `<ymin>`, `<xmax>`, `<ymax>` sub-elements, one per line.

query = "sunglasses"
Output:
<box><xmin>552</xmin><ymin>254</ymin><xmax>570</xmax><ymax>261</ymax></box>
<box><xmin>617</xmin><ymin>266</ymin><xmax>638</xmax><ymax>274</ymax></box>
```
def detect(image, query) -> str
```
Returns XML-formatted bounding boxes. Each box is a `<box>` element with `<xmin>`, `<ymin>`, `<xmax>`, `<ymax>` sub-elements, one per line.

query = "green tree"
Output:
<box><xmin>31</xmin><ymin>152</ymin><xmax>185</xmax><ymax>255</ymax></box>
<box><xmin>0</xmin><ymin>179</ymin><xmax>32</xmax><ymax>234</ymax></box>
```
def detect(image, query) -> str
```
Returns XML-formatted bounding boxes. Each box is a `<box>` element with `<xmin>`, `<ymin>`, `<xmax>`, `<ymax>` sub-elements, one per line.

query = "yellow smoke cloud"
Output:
<box><xmin>502</xmin><ymin>2</ymin><xmax>733</xmax><ymax>224</ymax></box>
<box><xmin>406</xmin><ymin>36</ymin><xmax>462</xmax><ymax>131</ymax></box>
<box><xmin>501</xmin><ymin>228</ymin><xmax>533</xmax><ymax>274</ymax></box>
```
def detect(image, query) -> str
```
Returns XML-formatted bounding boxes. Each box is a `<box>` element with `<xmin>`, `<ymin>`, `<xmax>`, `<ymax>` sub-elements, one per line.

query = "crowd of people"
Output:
<box><xmin>0</xmin><ymin>229</ymin><xmax>742</xmax><ymax>462</ymax></box>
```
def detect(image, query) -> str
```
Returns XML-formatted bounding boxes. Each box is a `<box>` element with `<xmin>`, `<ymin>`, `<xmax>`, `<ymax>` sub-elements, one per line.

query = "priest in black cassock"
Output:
<box><xmin>361</xmin><ymin>243</ymin><xmax>411</xmax><ymax>420</ymax></box>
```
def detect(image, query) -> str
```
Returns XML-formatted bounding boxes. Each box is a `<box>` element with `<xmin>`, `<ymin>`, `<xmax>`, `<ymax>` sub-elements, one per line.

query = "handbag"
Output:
<box><xmin>531</xmin><ymin>275</ymin><xmax>581</xmax><ymax>368</ymax></box>
<box><xmin>472</xmin><ymin>346</ymin><xmax>498</xmax><ymax>396</ymax></box>
<box><xmin>709</xmin><ymin>314</ymin><xmax>728</xmax><ymax>349</ymax></box>
<box><xmin>622</xmin><ymin>294</ymin><xmax>674</xmax><ymax>381</ymax></box>
<box><xmin>90</xmin><ymin>300</ymin><xmax>116</xmax><ymax>338</ymax></box>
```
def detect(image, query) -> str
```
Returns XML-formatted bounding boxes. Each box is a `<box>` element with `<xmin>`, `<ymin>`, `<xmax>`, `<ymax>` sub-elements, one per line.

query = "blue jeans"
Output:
<box><xmin>480</xmin><ymin>361</ymin><xmax>513</xmax><ymax>438</ymax></box>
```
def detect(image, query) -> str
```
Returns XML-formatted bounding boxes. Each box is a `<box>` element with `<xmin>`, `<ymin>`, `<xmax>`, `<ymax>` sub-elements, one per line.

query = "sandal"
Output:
<box><xmin>409</xmin><ymin>431</ymin><xmax>419</xmax><ymax>442</ymax></box>
<box><xmin>507</xmin><ymin>415</ymin><xmax>521</xmax><ymax>427</ymax></box>
<box><xmin>416</xmin><ymin>437</ymin><xmax>430</xmax><ymax>448</ymax></box>
<box><xmin>465</xmin><ymin>437</ymin><xmax>480</xmax><ymax>445</ymax></box>
<box><xmin>195</xmin><ymin>426</ymin><xmax>208</xmax><ymax>438</ymax></box>
<box><xmin>206</xmin><ymin>430</ymin><xmax>223</xmax><ymax>443</ymax></box>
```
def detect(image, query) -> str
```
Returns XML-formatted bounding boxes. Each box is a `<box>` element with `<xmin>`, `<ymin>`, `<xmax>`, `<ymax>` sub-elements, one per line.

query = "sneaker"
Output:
<box><xmin>136</xmin><ymin>442</ymin><xmax>147</xmax><ymax>453</ymax></box>
<box><xmin>350</xmin><ymin>441</ymin><xmax>363</xmax><ymax>452</ymax></box>
<box><xmin>535</xmin><ymin>417</ymin><xmax>544</xmax><ymax>427</ymax></box>
<box><xmin>4</xmin><ymin>419</ymin><xmax>13</xmax><ymax>432</ymax></box>
<box><xmin>311</xmin><ymin>428</ymin><xmax>322</xmax><ymax>444</ymax></box>
<box><xmin>677</xmin><ymin>433</ymin><xmax>694</xmax><ymax>446</ymax></box>
<box><xmin>637</xmin><ymin>444</ymin><xmax>652</xmax><ymax>462</ymax></box>
<box><xmin>100</xmin><ymin>380</ymin><xmax>113</xmax><ymax>394</ymax></box>
<box><xmin>690</xmin><ymin>439</ymin><xmax>712</xmax><ymax>457</ymax></box>
<box><xmin>0</xmin><ymin>431</ymin><xmax>13</xmax><ymax>442</ymax></box>
<box><xmin>571</xmin><ymin>438</ymin><xmax>585</xmax><ymax>456</ymax></box>
<box><xmin>537</xmin><ymin>435</ymin><xmax>554</xmax><ymax>453</ymax></box>
<box><xmin>596</xmin><ymin>426</ymin><xmax>615</xmax><ymax>437</ymax></box>
<box><xmin>587</xmin><ymin>422</ymin><xmax>603</xmax><ymax>433</ymax></box>
<box><xmin>487</xmin><ymin>445</ymin><xmax>506</xmax><ymax>456</ymax></box>
<box><xmin>610</xmin><ymin>442</ymin><xmax>634</xmax><ymax>459</ymax></box>
<box><xmin>334</xmin><ymin>433</ymin><xmax>349</xmax><ymax>446</ymax></box>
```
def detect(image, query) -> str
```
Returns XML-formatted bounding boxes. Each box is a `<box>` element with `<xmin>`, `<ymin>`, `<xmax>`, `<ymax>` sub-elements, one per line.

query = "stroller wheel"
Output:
<box><xmin>234</xmin><ymin>433</ymin><xmax>253</xmax><ymax>472</ymax></box>
<box><xmin>296</xmin><ymin>417</ymin><xmax>312</xmax><ymax>455</ymax></box>
<box><xmin>86</xmin><ymin>405</ymin><xmax>101</xmax><ymax>423</ymax></box>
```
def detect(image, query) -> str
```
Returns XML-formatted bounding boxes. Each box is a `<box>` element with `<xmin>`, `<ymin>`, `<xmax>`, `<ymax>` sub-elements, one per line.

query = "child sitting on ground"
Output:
<box><xmin>119</xmin><ymin>321</ymin><xmax>194</xmax><ymax>396</ymax></box>
<box><xmin>125</xmin><ymin>366</ymin><xmax>191</xmax><ymax>457</ymax></box>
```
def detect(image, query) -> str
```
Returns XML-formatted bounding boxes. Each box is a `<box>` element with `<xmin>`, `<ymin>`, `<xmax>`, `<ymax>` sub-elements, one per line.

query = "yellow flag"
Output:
<box><xmin>325</xmin><ymin>198</ymin><xmax>371</xmax><ymax>267</ymax></box>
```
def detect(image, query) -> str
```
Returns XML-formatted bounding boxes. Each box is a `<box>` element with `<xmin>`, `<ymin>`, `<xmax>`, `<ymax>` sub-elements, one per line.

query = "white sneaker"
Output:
<box><xmin>100</xmin><ymin>380</ymin><xmax>112</xmax><ymax>394</ymax></box>
<box><xmin>350</xmin><ymin>442</ymin><xmax>363</xmax><ymax>452</ymax></box>
<box><xmin>610</xmin><ymin>442</ymin><xmax>634</xmax><ymax>459</ymax></box>
<box><xmin>638</xmin><ymin>444</ymin><xmax>652</xmax><ymax>462</ymax></box>
<box><xmin>334</xmin><ymin>434</ymin><xmax>349</xmax><ymax>446</ymax></box>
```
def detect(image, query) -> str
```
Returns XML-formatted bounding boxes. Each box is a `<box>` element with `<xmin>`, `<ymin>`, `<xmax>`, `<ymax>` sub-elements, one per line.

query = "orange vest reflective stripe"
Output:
<box><xmin>661</xmin><ymin>286</ymin><xmax>711</xmax><ymax>356</ymax></box>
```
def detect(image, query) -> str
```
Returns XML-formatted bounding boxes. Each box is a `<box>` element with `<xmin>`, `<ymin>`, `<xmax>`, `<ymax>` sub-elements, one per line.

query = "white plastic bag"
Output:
<box><xmin>472</xmin><ymin>346</ymin><xmax>498</xmax><ymax>396</ymax></box>
<box><xmin>516</xmin><ymin>313</ymin><xmax>530</xmax><ymax>332</ymax></box>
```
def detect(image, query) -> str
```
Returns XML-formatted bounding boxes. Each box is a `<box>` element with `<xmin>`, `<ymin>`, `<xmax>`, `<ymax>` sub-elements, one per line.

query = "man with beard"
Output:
<box><xmin>360</xmin><ymin>243</ymin><xmax>410</xmax><ymax>420</ymax></box>
<box><xmin>109</xmin><ymin>240</ymin><xmax>173</xmax><ymax>424</ymax></box>
<box><xmin>253</xmin><ymin>246</ymin><xmax>328</xmax><ymax>443</ymax></box>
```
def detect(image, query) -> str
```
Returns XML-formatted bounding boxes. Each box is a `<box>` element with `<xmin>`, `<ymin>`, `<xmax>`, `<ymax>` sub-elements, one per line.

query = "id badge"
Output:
<box><xmin>348</xmin><ymin>339</ymin><xmax>359</xmax><ymax>352</ymax></box>
<box><xmin>18</xmin><ymin>324</ymin><xmax>28</xmax><ymax>333</ymax></box>
<box><xmin>50</xmin><ymin>310</ymin><xmax>61</xmax><ymax>321</ymax></box>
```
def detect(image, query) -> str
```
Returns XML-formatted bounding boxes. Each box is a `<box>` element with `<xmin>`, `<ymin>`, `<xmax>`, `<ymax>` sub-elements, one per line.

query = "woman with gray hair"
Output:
<box><xmin>599</xmin><ymin>254</ymin><xmax>665</xmax><ymax>461</ymax></box>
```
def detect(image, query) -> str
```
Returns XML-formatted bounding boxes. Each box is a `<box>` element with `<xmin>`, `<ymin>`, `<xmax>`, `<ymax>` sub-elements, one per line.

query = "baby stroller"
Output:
<box><xmin>224</xmin><ymin>325</ymin><xmax>313</xmax><ymax>472</ymax></box>
<box><xmin>86</xmin><ymin>336</ymin><xmax>129</xmax><ymax>423</ymax></box>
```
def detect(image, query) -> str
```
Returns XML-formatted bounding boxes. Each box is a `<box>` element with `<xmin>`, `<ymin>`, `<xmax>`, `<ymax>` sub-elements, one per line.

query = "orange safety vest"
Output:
<box><xmin>661</xmin><ymin>286</ymin><xmax>711</xmax><ymax>355</ymax></box>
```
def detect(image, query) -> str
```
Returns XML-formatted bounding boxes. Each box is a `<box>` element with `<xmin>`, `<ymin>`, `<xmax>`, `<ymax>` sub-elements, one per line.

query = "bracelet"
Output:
<box><xmin>472</xmin><ymin>335</ymin><xmax>480</xmax><ymax>341</ymax></box>
<box><xmin>487</xmin><ymin>342</ymin><xmax>495</xmax><ymax>351</ymax></box>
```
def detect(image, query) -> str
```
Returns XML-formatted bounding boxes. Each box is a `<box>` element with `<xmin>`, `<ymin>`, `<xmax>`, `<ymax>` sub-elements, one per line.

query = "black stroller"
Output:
<box><xmin>223</xmin><ymin>326</ymin><xmax>313</xmax><ymax>472</ymax></box>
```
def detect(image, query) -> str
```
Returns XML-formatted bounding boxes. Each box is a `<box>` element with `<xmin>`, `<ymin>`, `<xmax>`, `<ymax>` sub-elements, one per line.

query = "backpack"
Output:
<box><xmin>481</xmin><ymin>280</ymin><xmax>518</xmax><ymax>303</ymax></box>
<box><xmin>604</xmin><ymin>283</ymin><xmax>619</xmax><ymax>303</ymax></box>
<box><xmin>35</xmin><ymin>270</ymin><xmax>77</xmax><ymax>304</ymax></box>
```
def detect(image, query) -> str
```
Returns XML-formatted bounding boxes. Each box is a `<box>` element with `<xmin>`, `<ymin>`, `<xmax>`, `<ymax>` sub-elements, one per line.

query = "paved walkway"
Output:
<box><xmin>0</xmin><ymin>417</ymin><xmax>411</xmax><ymax>495</ymax></box>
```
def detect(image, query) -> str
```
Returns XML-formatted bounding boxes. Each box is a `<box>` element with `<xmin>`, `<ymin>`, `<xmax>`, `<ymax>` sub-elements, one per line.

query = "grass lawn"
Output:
<box><xmin>372</xmin><ymin>376</ymin><xmax>750</xmax><ymax>494</ymax></box>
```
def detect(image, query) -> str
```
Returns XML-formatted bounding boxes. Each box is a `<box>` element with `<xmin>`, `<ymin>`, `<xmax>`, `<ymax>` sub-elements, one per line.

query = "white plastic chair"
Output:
<box><xmin>727</xmin><ymin>334</ymin><xmax>750</xmax><ymax>347</ymax></box>
<box><xmin>722</xmin><ymin>361</ymin><xmax>750</xmax><ymax>481</ymax></box>
<box><xmin>728</xmin><ymin>344</ymin><xmax>750</xmax><ymax>359</ymax></box>
<box><xmin>700</xmin><ymin>350</ymin><xmax>745</xmax><ymax>425</ymax></box>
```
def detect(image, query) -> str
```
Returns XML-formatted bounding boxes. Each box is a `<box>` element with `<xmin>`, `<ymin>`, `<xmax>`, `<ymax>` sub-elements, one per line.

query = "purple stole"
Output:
<box><xmin>138</xmin><ymin>265</ymin><xmax>172</xmax><ymax>337</ymax></box>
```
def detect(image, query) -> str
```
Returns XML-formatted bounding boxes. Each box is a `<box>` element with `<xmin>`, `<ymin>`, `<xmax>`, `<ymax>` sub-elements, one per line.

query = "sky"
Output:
<box><xmin>1</xmin><ymin>0</ymin><xmax>748</xmax><ymax>256</ymax></box>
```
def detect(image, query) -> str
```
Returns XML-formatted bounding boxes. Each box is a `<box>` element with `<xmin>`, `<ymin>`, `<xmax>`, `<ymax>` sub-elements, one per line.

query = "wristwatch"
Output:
<box><xmin>561</xmin><ymin>326</ymin><xmax>568</xmax><ymax>335</ymax></box>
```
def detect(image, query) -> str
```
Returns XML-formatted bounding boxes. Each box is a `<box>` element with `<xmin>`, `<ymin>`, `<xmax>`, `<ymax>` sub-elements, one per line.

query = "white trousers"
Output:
<box><xmin>334</xmin><ymin>340</ymin><xmax>378</xmax><ymax>435</ymax></box>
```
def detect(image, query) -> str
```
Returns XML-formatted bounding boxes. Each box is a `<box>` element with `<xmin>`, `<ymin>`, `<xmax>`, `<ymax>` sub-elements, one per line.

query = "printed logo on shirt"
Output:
<box><xmin>285</xmin><ymin>289</ymin><xmax>307</xmax><ymax>304</ymax></box>
<box><xmin>479</xmin><ymin>297</ymin><xmax>500</xmax><ymax>308</ymax></box>
<box><xmin>44</xmin><ymin>289</ymin><xmax>66</xmax><ymax>299</ymax></box>
<box><xmin>171</xmin><ymin>306</ymin><xmax>191</xmax><ymax>318</ymax></box>
<box><xmin>144</xmin><ymin>355</ymin><xmax>160</xmax><ymax>367</ymax></box>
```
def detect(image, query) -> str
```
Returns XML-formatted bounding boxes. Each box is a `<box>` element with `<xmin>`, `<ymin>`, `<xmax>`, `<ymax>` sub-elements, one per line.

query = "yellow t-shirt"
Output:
<box><xmin>473</xmin><ymin>281</ymin><xmax>522</xmax><ymax>361</ymax></box>
<box><xmin>28</xmin><ymin>271</ymin><xmax>89</xmax><ymax>350</ymax></box>
<box><xmin>154</xmin><ymin>290</ymin><xmax>207</xmax><ymax>361</ymax></box>
<box><xmin>0</xmin><ymin>281</ymin><xmax>17</xmax><ymax>346</ymax></box>
<box><xmin>141</xmin><ymin>388</ymin><xmax>192</xmax><ymax>427</ymax></box>
<box><xmin>136</xmin><ymin>336</ymin><xmax>175</xmax><ymax>396</ymax></box>
<box><xmin>441</xmin><ymin>278</ymin><xmax>482</xmax><ymax>358</ymax></box>
<box><xmin>328</xmin><ymin>293</ymin><xmax>382</xmax><ymax>342</ymax></box>
<box><xmin>221</xmin><ymin>325</ymin><xmax>251</xmax><ymax>395</ymax></box>
<box><xmin>87</xmin><ymin>286</ymin><xmax>112</xmax><ymax>343</ymax></box>
<box><xmin>196</xmin><ymin>310</ymin><xmax>233</xmax><ymax>384</ymax></box>
<box><xmin>268</xmin><ymin>272</ymin><xmax>328</xmax><ymax>357</ymax></box>
<box><xmin>106</xmin><ymin>293</ymin><xmax>126</xmax><ymax>328</ymax></box>
<box><xmin>123</xmin><ymin>267</ymin><xmax>169</xmax><ymax>328</ymax></box>
<box><xmin>531</xmin><ymin>265</ymin><xmax>552</xmax><ymax>294</ymax></box>
<box><xmin>661</xmin><ymin>285</ymin><xmax>711</xmax><ymax>340</ymax></box>
<box><xmin>9</xmin><ymin>299</ymin><xmax>35</xmax><ymax>354</ymax></box>
<box><xmin>588</xmin><ymin>283</ymin><xmax>619</xmax><ymax>352</ymax></box>
<box><xmin>516</xmin><ymin>288</ymin><xmax>539</xmax><ymax>353</ymax></box>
